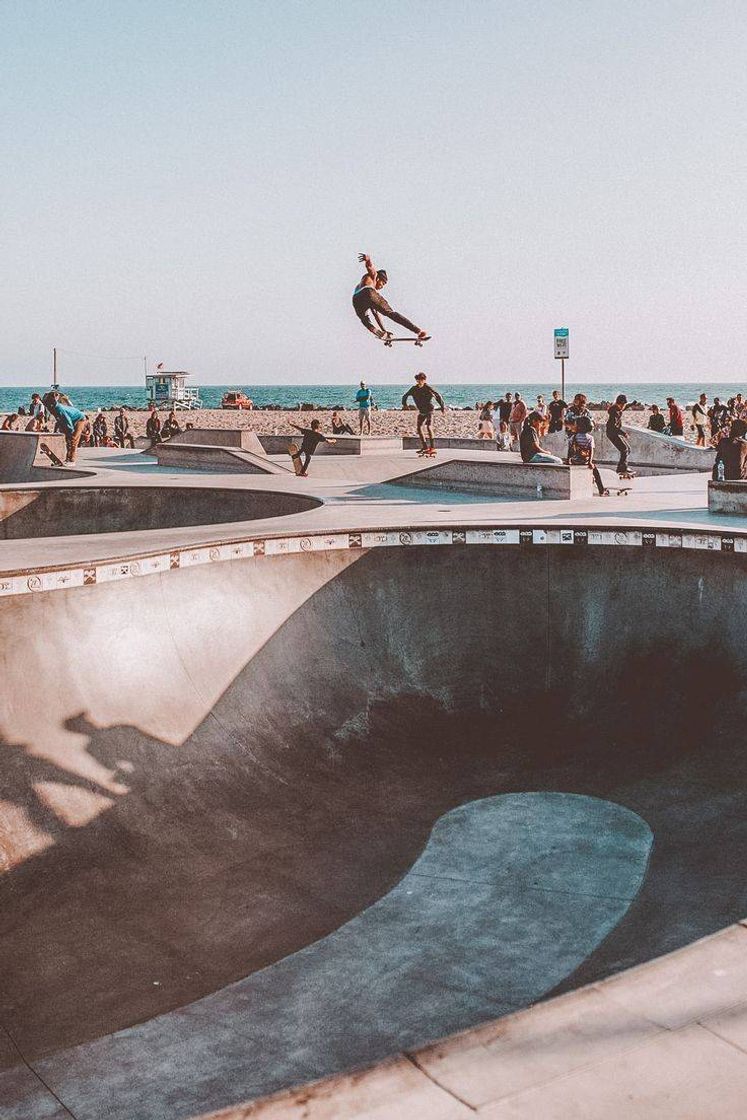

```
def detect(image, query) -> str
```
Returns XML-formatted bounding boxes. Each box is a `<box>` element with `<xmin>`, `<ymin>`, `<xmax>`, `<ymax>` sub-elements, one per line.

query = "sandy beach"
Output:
<box><xmin>109</xmin><ymin>405</ymin><xmax>707</xmax><ymax>445</ymax></box>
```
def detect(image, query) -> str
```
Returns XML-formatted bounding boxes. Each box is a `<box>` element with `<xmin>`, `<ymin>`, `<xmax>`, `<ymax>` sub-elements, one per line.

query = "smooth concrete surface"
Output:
<box><xmin>1</xmin><ymin>537</ymin><xmax>747</xmax><ymax>1119</ymax></box>
<box><xmin>708</xmin><ymin>479</ymin><xmax>747</xmax><ymax>514</ymax></box>
<box><xmin>390</xmin><ymin>456</ymin><xmax>594</xmax><ymax>499</ymax></box>
<box><xmin>199</xmin><ymin>924</ymin><xmax>747</xmax><ymax>1119</ymax></box>
<box><xmin>153</xmin><ymin>442</ymin><xmax>291</xmax><ymax>475</ymax></box>
<box><xmin>544</xmin><ymin>423</ymin><xmax>715</xmax><ymax>474</ymax></box>
<box><xmin>0</xmin><ymin>485</ymin><xmax>319</xmax><ymax>538</ymax></box>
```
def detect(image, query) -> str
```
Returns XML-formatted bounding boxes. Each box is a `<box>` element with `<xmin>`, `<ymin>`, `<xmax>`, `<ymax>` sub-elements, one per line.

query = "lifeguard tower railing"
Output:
<box><xmin>145</xmin><ymin>372</ymin><xmax>202</xmax><ymax>410</ymax></box>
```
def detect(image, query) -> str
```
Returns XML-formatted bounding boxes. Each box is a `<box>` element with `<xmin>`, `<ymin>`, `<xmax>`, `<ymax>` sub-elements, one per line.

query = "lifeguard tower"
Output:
<box><xmin>145</xmin><ymin>370</ymin><xmax>202</xmax><ymax>410</ymax></box>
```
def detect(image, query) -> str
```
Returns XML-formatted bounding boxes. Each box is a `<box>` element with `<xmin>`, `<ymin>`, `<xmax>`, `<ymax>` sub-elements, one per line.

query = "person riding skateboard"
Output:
<box><xmin>606</xmin><ymin>394</ymin><xmax>633</xmax><ymax>477</ymax></box>
<box><xmin>353</xmin><ymin>253</ymin><xmax>428</xmax><ymax>342</ymax></box>
<box><xmin>402</xmin><ymin>372</ymin><xmax>445</xmax><ymax>456</ymax></box>
<box><xmin>290</xmin><ymin>420</ymin><xmax>337</xmax><ymax>475</ymax></box>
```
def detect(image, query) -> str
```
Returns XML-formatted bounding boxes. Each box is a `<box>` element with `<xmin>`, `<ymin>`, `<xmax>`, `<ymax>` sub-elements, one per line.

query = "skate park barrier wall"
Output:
<box><xmin>544</xmin><ymin>425</ymin><xmax>714</xmax><ymax>474</ymax></box>
<box><xmin>708</xmin><ymin>480</ymin><xmax>747</xmax><ymax>515</ymax></box>
<box><xmin>391</xmin><ymin>458</ymin><xmax>593</xmax><ymax>499</ymax></box>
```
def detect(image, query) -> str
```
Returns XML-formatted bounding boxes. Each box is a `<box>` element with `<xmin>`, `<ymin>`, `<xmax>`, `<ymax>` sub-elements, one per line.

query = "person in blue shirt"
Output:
<box><xmin>355</xmin><ymin>381</ymin><xmax>374</xmax><ymax>434</ymax></box>
<box><xmin>42</xmin><ymin>391</ymin><xmax>89</xmax><ymax>464</ymax></box>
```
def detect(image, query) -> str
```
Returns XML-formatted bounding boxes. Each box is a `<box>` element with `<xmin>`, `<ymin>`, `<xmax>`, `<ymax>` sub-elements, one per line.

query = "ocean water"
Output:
<box><xmin>1</xmin><ymin>381</ymin><xmax>745</xmax><ymax>413</ymax></box>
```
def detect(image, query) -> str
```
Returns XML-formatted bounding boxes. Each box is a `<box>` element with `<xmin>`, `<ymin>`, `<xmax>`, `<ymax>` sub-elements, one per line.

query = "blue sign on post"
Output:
<box><xmin>554</xmin><ymin>328</ymin><xmax>569</xmax><ymax>359</ymax></box>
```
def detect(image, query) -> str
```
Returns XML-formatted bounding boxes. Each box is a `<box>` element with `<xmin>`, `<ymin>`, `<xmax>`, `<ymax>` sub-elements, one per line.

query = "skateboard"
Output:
<box><xmin>601</xmin><ymin>486</ymin><xmax>632</xmax><ymax>497</ymax></box>
<box><xmin>417</xmin><ymin>447</ymin><xmax>437</xmax><ymax>457</ymax></box>
<box><xmin>287</xmin><ymin>441</ymin><xmax>304</xmax><ymax>476</ymax></box>
<box><xmin>40</xmin><ymin>442</ymin><xmax>64</xmax><ymax>467</ymax></box>
<box><xmin>383</xmin><ymin>335</ymin><xmax>431</xmax><ymax>348</ymax></box>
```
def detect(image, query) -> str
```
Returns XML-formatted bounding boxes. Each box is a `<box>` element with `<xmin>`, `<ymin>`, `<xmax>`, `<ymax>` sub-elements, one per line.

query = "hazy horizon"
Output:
<box><xmin>2</xmin><ymin>1</ymin><xmax>745</xmax><ymax>387</ymax></box>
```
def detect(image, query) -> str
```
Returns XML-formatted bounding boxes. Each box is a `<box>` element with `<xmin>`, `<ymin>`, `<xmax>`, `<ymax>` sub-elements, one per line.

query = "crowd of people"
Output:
<box><xmin>0</xmin><ymin>392</ymin><xmax>192</xmax><ymax>464</ymax></box>
<box><xmin>473</xmin><ymin>389</ymin><xmax>747</xmax><ymax>484</ymax></box>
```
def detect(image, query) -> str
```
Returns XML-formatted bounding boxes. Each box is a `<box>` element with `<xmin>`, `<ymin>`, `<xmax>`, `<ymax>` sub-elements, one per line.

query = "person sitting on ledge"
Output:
<box><xmin>648</xmin><ymin>404</ymin><xmax>666</xmax><ymax>433</ymax></box>
<box><xmin>1</xmin><ymin>413</ymin><xmax>19</xmax><ymax>430</ymax></box>
<box><xmin>519</xmin><ymin>411</ymin><xmax>563</xmax><ymax>465</ymax></box>
<box><xmin>713</xmin><ymin>418</ymin><xmax>747</xmax><ymax>481</ymax></box>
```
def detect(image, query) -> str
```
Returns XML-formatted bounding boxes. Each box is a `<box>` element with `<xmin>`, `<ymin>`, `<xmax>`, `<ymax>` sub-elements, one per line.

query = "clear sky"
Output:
<box><xmin>1</xmin><ymin>0</ymin><xmax>745</xmax><ymax>386</ymax></box>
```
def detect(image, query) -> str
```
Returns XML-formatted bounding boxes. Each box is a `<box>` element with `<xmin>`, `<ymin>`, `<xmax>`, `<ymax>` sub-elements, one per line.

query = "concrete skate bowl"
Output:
<box><xmin>0</xmin><ymin>541</ymin><xmax>746</xmax><ymax>1119</ymax></box>
<box><xmin>0</xmin><ymin>485</ymin><xmax>320</xmax><ymax>539</ymax></box>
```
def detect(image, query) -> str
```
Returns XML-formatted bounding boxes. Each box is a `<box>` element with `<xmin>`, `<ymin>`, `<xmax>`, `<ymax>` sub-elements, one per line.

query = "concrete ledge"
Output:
<box><xmin>708</xmin><ymin>480</ymin><xmax>747</xmax><ymax>515</ymax></box>
<box><xmin>259</xmin><ymin>434</ymin><xmax>402</xmax><ymax>456</ymax></box>
<box><xmin>391</xmin><ymin>458</ymin><xmax>593</xmax><ymax>500</ymax></box>
<box><xmin>153</xmin><ymin>442</ymin><xmax>290</xmax><ymax>475</ymax></box>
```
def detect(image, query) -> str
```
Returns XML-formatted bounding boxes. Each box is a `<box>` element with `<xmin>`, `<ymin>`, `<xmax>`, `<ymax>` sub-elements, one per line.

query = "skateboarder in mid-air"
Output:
<box><xmin>290</xmin><ymin>420</ymin><xmax>336</xmax><ymax>476</ymax></box>
<box><xmin>353</xmin><ymin>253</ymin><xmax>429</xmax><ymax>342</ymax></box>
<box><xmin>402</xmin><ymin>372</ymin><xmax>445</xmax><ymax>456</ymax></box>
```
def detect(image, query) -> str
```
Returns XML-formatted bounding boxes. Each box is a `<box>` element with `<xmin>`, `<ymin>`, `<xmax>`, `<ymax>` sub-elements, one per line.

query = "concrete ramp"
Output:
<box><xmin>389</xmin><ymin>455</ymin><xmax>593</xmax><ymax>499</ymax></box>
<box><xmin>545</xmin><ymin>424</ymin><xmax>714</xmax><ymax>474</ymax></box>
<box><xmin>153</xmin><ymin>441</ymin><xmax>291</xmax><ymax>474</ymax></box>
<box><xmin>158</xmin><ymin>428</ymin><xmax>266</xmax><ymax>454</ymax></box>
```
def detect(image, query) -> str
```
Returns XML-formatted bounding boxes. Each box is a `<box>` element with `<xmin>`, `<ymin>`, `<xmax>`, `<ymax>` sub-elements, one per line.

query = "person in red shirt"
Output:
<box><xmin>667</xmin><ymin>397</ymin><xmax>685</xmax><ymax>437</ymax></box>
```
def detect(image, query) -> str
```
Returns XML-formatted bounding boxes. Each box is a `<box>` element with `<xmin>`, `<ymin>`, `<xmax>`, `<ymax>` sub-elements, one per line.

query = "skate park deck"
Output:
<box><xmin>1</xmin><ymin>444</ymin><xmax>746</xmax><ymax>1120</ymax></box>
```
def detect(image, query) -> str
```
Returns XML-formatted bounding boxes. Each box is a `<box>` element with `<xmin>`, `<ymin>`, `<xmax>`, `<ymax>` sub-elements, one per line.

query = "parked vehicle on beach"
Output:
<box><xmin>221</xmin><ymin>391</ymin><xmax>253</xmax><ymax>410</ymax></box>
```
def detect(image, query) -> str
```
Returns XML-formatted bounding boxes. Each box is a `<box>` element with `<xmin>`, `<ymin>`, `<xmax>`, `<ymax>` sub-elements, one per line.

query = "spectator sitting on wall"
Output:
<box><xmin>1</xmin><ymin>413</ymin><xmax>19</xmax><ymax>430</ymax></box>
<box><xmin>114</xmin><ymin>408</ymin><xmax>135</xmax><ymax>449</ymax></box>
<box><xmin>519</xmin><ymin>411</ymin><xmax>563</xmax><ymax>465</ymax></box>
<box><xmin>25</xmin><ymin>393</ymin><xmax>46</xmax><ymax>432</ymax></box>
<box><xmin>647</xmin><ymin>404</ymin><xmax>666</xmax><ymax>433</ymax></box>
<box><xmin>161</xmin><ymin>411</ymin><xmax>182</xmax><ymax>439</ymax></box>
<box><xmin>495</xmin><ymin>420</ymin><xmax>512</xmax><ymax>451</ymax></box>
<box><xmin>713</xmin><ymin>419</ymin><xmax>747</xmax><ymax>481</ymax></box>
<box><xmin>145</xmin><ymin>410</ymin><xmax>162</xmax><ymax>446</ymax></box>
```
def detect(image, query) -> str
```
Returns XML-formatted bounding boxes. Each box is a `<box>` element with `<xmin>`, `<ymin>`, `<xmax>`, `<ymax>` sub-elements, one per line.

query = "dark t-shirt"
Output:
<box><xmin>498</xmin><ymin>399</ymin><xmax>513</xmax><ymax>424</ymax></box>
<box><xmin>519</xmin><ymin>424</ymin><xmax>541</xmax><ymax>463</ymax></box>
<box><xmin>648</xmin><ymin>413</ymin><xmax>666</xmax><ymax>433</ymax></box>
<box><xmin>548</xmin><ymin>399</ymin><xmax>566</xmax><ymax>430</ymax></box>
<box><xmin>403</xmin><ymin>384</ymin><xmax>445</xmax><ymax>414</ymax></box>
<box><xmin>715</xmin><ymin>437</ymin><xmax>747</xmax><ymax>481</ymax></box>
<box><xmin>606</xmin><ymin>404</ymin><xmax>624</xmax><ymax>434</ymax></box>
<box><xmin>299</xmin><ymin>428</ymin><xmax>328</xmax><ymax>453</ymax></box>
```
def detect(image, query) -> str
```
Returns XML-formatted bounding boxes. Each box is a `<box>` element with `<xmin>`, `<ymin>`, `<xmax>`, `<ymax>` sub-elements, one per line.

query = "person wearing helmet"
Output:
<box><xmin>353</xmin><ymin>252</ymin><xmax>428</xmax><ymax>341</ymax></box>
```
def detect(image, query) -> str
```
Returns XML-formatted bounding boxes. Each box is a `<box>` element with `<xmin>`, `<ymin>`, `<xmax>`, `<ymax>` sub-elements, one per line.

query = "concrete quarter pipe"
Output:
<box><xmin>0</xmin><ymin>542</ymin><xmax>746</xmax><ymax>1119</ymax></box>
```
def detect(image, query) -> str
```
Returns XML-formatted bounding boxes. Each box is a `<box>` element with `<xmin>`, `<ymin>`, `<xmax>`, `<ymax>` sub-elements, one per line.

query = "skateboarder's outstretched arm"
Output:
<box><xmin>358</xmin><ymin>253</ymin><xmax>377</xmax><ymax>283</ymax></box>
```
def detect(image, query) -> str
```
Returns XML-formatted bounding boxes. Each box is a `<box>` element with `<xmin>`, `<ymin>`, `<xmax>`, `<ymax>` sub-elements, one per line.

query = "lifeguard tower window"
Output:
<box><xmin>145</xmin><ymin>371</ymin><xmax>202</xmax><ymax>410</ymax></box>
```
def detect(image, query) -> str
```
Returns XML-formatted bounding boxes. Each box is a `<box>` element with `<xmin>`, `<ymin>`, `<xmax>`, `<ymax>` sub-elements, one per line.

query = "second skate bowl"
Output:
<box><xmin>0</xmin><ymin>540</ymin><xmax>746</xmax><ymax>1119</ymax></box>
<box><xmin>0</xmin><ymin>485</ymin><xmax>319</xmax><ymax>538</ymax></box>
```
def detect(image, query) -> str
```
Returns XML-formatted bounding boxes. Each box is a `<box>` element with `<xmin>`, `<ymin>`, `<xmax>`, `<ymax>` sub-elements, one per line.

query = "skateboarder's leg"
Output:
<box><xmin>423</xmin><ymin>413</ymin><xmax>435</xmax><ymax>449</ymax></box>
<box><xmin>608</xmin><ymin>431</ymin><xmax>630</xmax><ymax>474</ymax></box>
<box><xmin>369</xmin><ymin>290</ymin><xmax>421</xmax><ymax>335</ymax></box>
<box><xmin>416</xmin><ymin>413</ymin><xmax>428</xmax><ymax>450</ymax></box>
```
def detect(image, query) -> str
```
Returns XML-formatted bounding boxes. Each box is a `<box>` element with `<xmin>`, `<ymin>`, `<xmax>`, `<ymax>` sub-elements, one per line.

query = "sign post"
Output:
<box><xmin>554</xmin><ymin>328</ymin><xmax>569</xmax><ymax>400</ymax></box>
